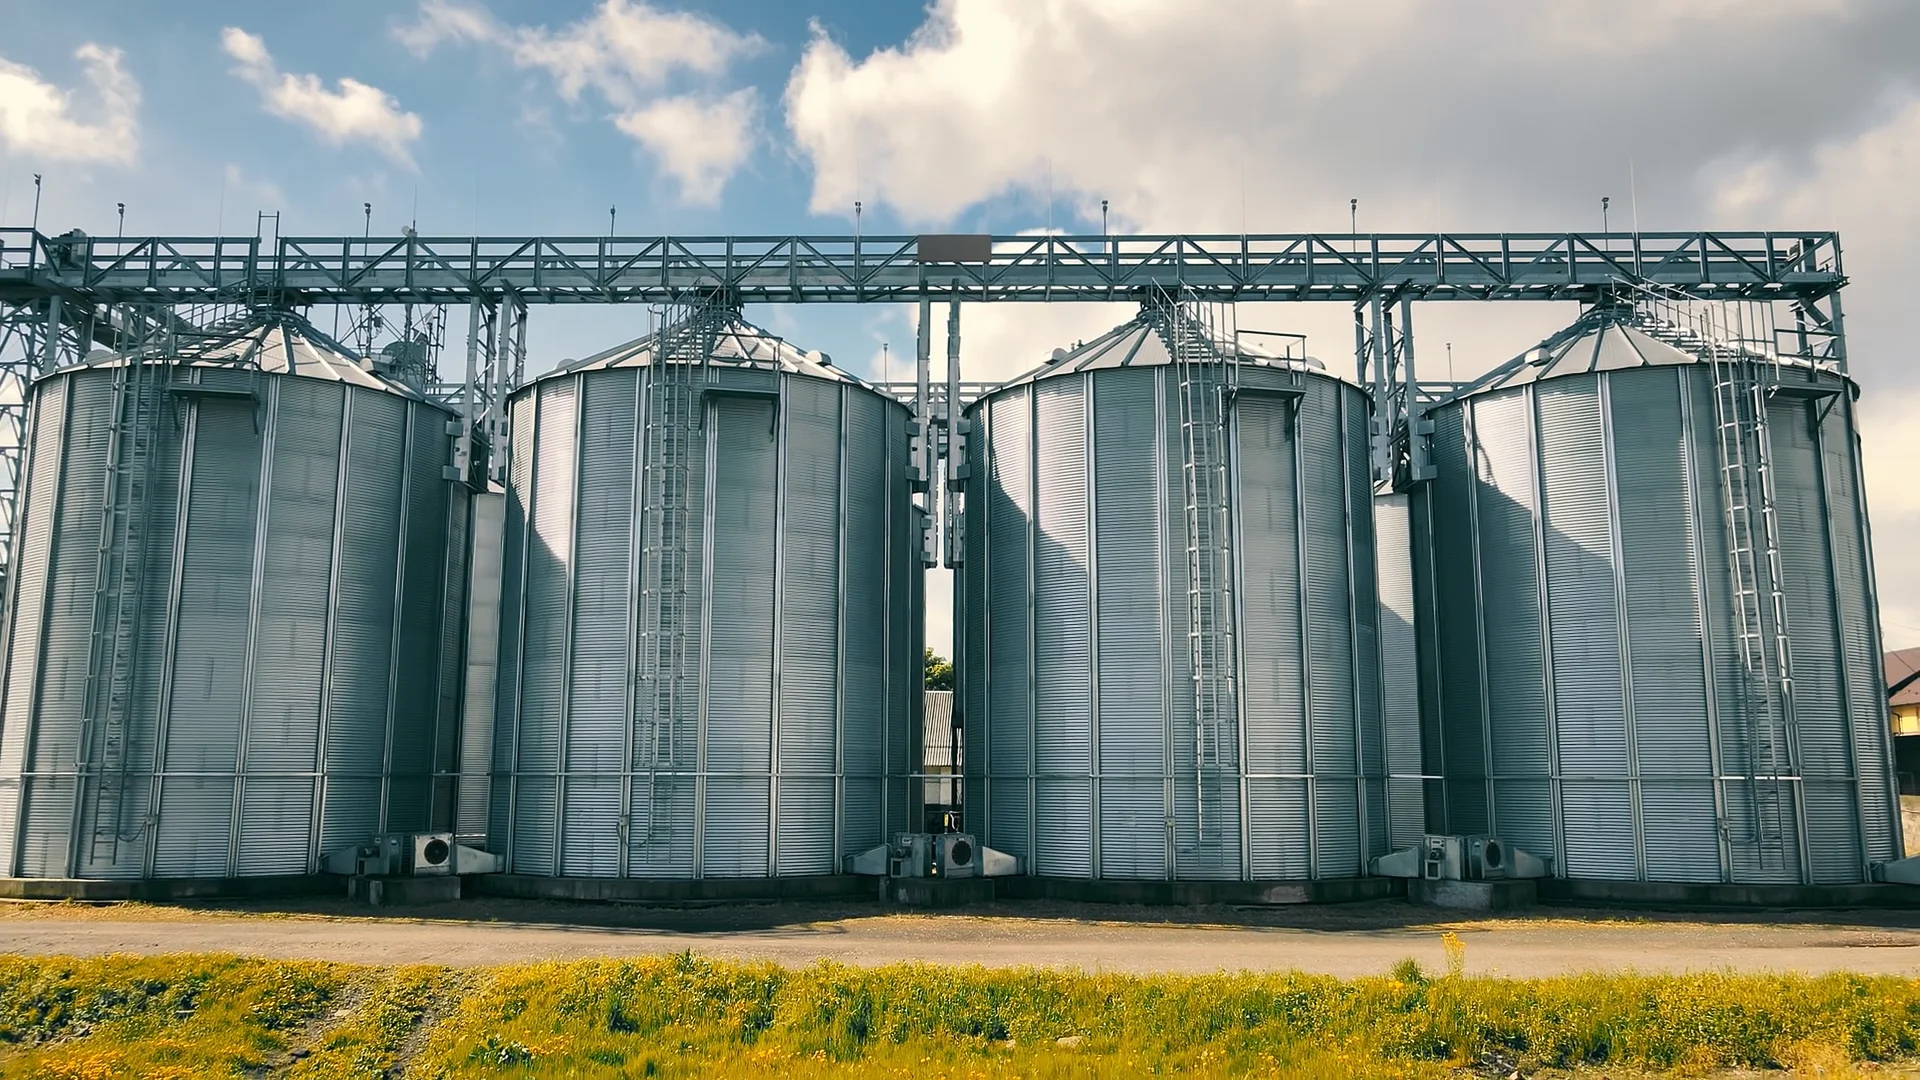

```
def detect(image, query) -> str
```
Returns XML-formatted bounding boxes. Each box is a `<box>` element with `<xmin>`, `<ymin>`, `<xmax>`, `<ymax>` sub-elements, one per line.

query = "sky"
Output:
<box><xmin>4</xmin><ymin>0</ymin><xmax>1920</xmax><ymax>658</ymax></box>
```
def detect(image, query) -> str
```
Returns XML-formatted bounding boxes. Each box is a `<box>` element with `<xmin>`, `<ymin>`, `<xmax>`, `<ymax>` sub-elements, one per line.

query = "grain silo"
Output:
<box><xmin>490</xmin><ymin>310</ymin><xmax>921</xmax><ymax>883</ymax></box>
<box><xmin>1418</xmin><ymin>304</ymin><xmax>1899</xmax><ymax>886</ymax></box>
<box><xmin>0</xmin><ymin>316</ymin><xmax>466</xmax><ymax>883</ymax></box>
<box><xmin>957</xmin><ymin>304</ymin><xmax>1392</xmax><ymax>885</ymax></box>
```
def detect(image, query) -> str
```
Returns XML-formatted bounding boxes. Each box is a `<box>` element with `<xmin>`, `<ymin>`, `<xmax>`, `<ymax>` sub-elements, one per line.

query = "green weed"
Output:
<box><xmin>0</xmin><ymin>954</ymin><xmax>1915</xmax><ymax>1077</ymax></box>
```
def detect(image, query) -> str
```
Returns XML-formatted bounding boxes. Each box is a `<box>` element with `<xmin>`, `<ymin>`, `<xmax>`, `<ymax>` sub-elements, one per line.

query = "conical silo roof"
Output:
<box><xmin>68</xmin><ymin>311</ymin><xmax>440</xmax><ymax>402</ymax></box>
<box><xmin>546</xmin><ymin>314</ymin><xmax>868</xmax><ymax>387</ymax></box>
<box><xmin>1435</xmin><ymin>304</ymin><xmax>1834</xmax><ymax>407</ymax></box>
<box><xmin>990</xmin><ymin>305</ymin><xmax>1325</xmax><ymax>394</ymax></box>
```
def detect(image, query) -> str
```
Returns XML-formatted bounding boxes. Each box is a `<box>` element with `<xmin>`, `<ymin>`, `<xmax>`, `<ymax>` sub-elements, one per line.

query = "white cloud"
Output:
<box><xmin>1709</xmin><ymin>97</ymin><xmax>1920</xmax><ymax>648</ymax></box>
<box><xmin>395</xmin><ymin>0</ymin><xmax>762</xmax><ymax>197</ymax></box>
<box><xmin>0</xmin><ymin>44</ymin><xmax>139</xmax><ymax>164</ymax></box>
<box><xmin>613</xmin><ymin>91</ymin><xmax>757</xmax><ymax>204</ymax></box>
<box><xmin>222</xmin><ymin>28</ymin><xmax>422</xmax><ymax>167</ymax></box>
<box><xmin>782</xmin><ymin>0</ymin><xmax>1905</xmax><ymax>231</ymax></box>
<box><xmin>397</xmin><ymin>0</ymin><xmax>760</xmax><ymax>101</ymax></box>
<box><xmin>785</xmin><ymin>0</ymin><xmax>1920</xmax><ymax>654</ymax></box>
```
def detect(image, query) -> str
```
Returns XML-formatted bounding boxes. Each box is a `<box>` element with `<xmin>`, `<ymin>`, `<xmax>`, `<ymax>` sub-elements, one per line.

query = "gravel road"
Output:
<box><xmin>3</xmin><ymin>897</ymin><xmax>1918</xmax><ymax>977</ymax></box>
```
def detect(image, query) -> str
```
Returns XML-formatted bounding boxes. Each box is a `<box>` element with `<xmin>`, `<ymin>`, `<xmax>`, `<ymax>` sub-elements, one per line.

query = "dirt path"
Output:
<box><xmin>3</xmin><ymin>898</ymin><xmax>1918</xmax><ymax>976</ymax></box>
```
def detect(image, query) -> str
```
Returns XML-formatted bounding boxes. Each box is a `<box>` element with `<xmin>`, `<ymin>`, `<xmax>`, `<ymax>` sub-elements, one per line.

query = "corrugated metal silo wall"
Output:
<box><xmin>960</xmin><ymin>366</ymin><xmax>1387</xmax><ymax>881</ymax></box>
<box><xmin>1423</xmin><ymin>364</ymin><xmax>1899</xmax><ymax>884</ymax></box>
<box><xmin>489</xmin><ymin>367</ymin><xmax>919</xmax><ymax>878</ymax></box>
<box><xmin>0</xmin><ymin>366</ymin><xmax>462</xmax><ymax>880</ymax></box>
<box><xmin>1374</xmin><ymin>491</ymin><xmax>1441</xmax><ymax>849</ymax></box>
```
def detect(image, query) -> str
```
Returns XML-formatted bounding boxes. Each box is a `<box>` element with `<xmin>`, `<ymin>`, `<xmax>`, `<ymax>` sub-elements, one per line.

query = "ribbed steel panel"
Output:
<box><xmin>560</xmin><ymin>776</ymin><xmax>621</xmax><ymax>876</ymax></box>
<box><xmin>1612</xmin><ymin>372</ymin><xmax>1712</xmax><ymax>778</ymax></box>
<box><xmin>984</xmin><ymin>387</ymin><xmax>1033</xmax><ymax>866</ymax></box>
<box><xmin>1820</xmin><ymin>397</ymin><xmax>1899</xmax><ymax>863</ymax></box>
<box><xmin>245</xmin><ymin>380</ymin><xmax>341</xmax><ymax>779</ymax></box>
<box><xmin>1374</xmin><ymin>492</ymin><xmax>1428</xmax><ymax>850</ymax></box>
<box><xmin>388</xmin><ymin>402</ymin><xmax>450</xmax><ymax>834</ymax></box>
<box><xmin>1033</xmin><ymin>379</ymin><xmax>1090</xmax><ymax>877</ymax></box>
<box><xmin>1237</xmin><ymin>391</ymin><xmax>1305</xmax><ymax>877</ymax></box>
<box><xmin>32</xmin><ymin>373</ymin><xmax>114</xmax><ymax>780</ymax></box>
<box><xmin>0</xmin><ymin>378</ymin><xmax>69</xmax><ymax>871</ymax></box>
<box><xmin>1301</xmin><ymin>380</ymin><xmax>1355</xmax><ymax>876</ymax></box>
<box><xmin>778</xmin><ymin>380</ymin><xmax>841</xmax><ymax>872</ymax></box>
<box><xmin>1428</xmin><ymin>405</ymin><xmax>1490</xmax><ymax>834</ymax></box>
<box><xmin>489</xmin><ymin>350</ymin><xmax>917</xmax><ymax>880</ymax></box>
<box><xmin>963</xmin><ymin>350</ymin><xmax>1383</xmax><ymax>882</ymax></box>
<box><xmin>17</xmin><ymin>778</ymin><xmax>74</xmax><ymax>877</ymax></box>
<box><xmin>458</xmin><ymin>492</ymin><xmax>504</xmax><ymax>843</ymax></box>
<box><xmin>886</xmin><ymin>405</ymin><xmax>916</xmax><ymax>838</ymax></box>
<box><xmin>165</xmin><ymin>391</ymin><xmax>258</xmax><ymax>809</ymax></box>
<box><xmin>705</xmin><ymin>395</ymin><xmax>777</xmax><ymax>876</ymax></box>
<box><xmin>1348</xmin><ymin>391</ymin><xmax>1386</xmax><ymax>861</ymax></box>
<box><xmin>508</xmin><ymin>377</ymin><xmax>576</xmax><ymax>876</ymax></box>
<box><xmin>322</xmin><ymin>387</ymin><xmax>407</xmax><ymax>860</ymax></box>
<box><xmin>1</xmin><ymin>358</ymin><xmax>457</xmax><ymax>881</ymax></box>
<box><xmin>491</xmin><ymin>394</ymin><xmax>535</xmax><ymax>857</ymax></box>
<box><xmin>840</xmin><ymin>390</ymin><xmax>890</xmax><ymax>860</ymax></box>
<box><xmin>1422</xmin><ymin>349</ymin><xmax>1887</xmax><ymax>885</ymax></box>
<box><xmin>961</xmin><ymin>402</ymin><xmax>990</xmax><ymax>847</ymax></box>
<box><xmin>1092</xmin><ymin>371</ymin><xmax>1165</xmax><ymax>879</ymax></box>
<box><xmin>153</xmin><ymin>775</ymin><xmax>232</xmax><ymax>877</ymax></box>
<box><xmin>706</xmin><ymin>395</ymin><xmax>776</xmax><ymax>779</ymax></box>
<box><xmin>1768</xmin><ymin>394</ymin><xmax>1854</xmax><ymax>883</ymax></box>
<box><xmin>237</xmin><ymin>778</ymin><xmax>314</xmax><ymax>875</ymax></box>
<box><xmin>563</xmin><ymin>371</ymin><xmax>635</xmax><ymax>868</ymax></box>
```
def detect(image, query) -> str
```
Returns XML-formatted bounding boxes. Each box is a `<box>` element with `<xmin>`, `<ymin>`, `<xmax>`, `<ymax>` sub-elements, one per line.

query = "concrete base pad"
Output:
<box><xmin>0</xmin><ymin>875</ymin><xmax>339</xmax><ymax>902</ymax></box>
<box><xmin>1537</xmin><ymin>877</ymin><xmax>1920</xmax><ymax>909</ymax></box>
<box><xmin>1408</xmin><ymin>877</ymin><xmax>1537</xmax><ymax>911</ymax></box>
<box><xmin>349</xmin><ymin>875</ymin><xmax>461</xmax><ymax>906</ymax></box>
<box><xmin>885</xmin><ymin>877</ymin><xmax>995</xmax><ymax>908</ymax></box>
<box><xmin>471</xmin><ymin>873</ymin><xmax>877</xmax><ymax>905</ymax></box>
<box><xmin>993</xmin><ymin>875</ymin><xmax>1403</xmax><ymax>906</ymax></box>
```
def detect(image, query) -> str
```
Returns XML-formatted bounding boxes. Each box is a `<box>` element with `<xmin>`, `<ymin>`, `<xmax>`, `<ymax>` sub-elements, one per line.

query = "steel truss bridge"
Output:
<box><xmin>0</xmin><ymin>227</ymin><xmax>1850</xmax><ymax>566</ymax></box>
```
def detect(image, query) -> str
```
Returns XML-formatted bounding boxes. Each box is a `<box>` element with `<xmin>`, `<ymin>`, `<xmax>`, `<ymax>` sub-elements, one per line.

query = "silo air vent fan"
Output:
<box><xmin>321</xmin><ymin>833</ymin><xmax>505</xmax><ymax>877</ymax></box>
<box><xmin>1369</xmin><ymin>835</ymin><xmax>1551</xmax><ymax>881</ymax></box>
<box><xmin>844</xmin><ymin>832</ymin><xmax>1019</xmax><ymax>879</ymax></box>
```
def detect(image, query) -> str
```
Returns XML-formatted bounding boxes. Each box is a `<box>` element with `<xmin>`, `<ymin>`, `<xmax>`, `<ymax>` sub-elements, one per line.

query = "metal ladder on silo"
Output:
<box><xmin>1622</xmin><ymin>282</ymin><xmax>1797</xmax><ymax>870</ymax></box>
<box><xmin>1169</xmin><ymin>293</ymin><xmax>1239</xmax><ymax>849</ymax></box>
<box><xmin>80</xmin><ymin>329</ymin><xmax>166</xmax><ymax>868</ymax></box>
<box><xmin>635</xmin><ymin>302</ymin><xmax>711</xmax><ymax>854</ymax></box>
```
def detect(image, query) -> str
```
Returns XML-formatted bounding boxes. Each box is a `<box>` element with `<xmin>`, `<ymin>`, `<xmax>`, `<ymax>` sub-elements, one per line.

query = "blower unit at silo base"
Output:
<box><xmin>321</xmin><ymin>833</ymin><xmax>505</xmax><ymax>878</ymax></box>
<box><xmin>1873</xmin><ymin>856</ymin><xmax>1920</xmax><ymax>885</ymax></box>
<box><xmin>1370</xmin><ymin>835</ymin><xmax>1551</xmax><ymax>882</ymax></box>
<box><xmin>844</xmin><ymin>833</ymin><xmax>1020</xmax><ymax>880</ymax></box>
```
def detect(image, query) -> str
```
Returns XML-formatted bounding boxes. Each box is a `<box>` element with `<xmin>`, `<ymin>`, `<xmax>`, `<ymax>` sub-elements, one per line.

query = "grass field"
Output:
<box><xmin>1</xmin><ymin>943</ymin><xmax>1917</xmax><ymax>1078</ymax></box>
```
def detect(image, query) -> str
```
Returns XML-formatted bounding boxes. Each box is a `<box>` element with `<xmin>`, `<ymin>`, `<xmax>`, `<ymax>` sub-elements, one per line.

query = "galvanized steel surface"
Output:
<box><xmin>0</xmin><ymin>353</ymin><xmax>465</xmax><ymax>879</ymax></box>
<box><xmin>490</xmin><ymin>338</ymin><xmax>921</xmax><ymax>879</ymax></box>
<box><xmin>1375</xmin><ymin>492</ymin><xmax>1440</xmax><ymax>850</ymax></box>
<box><xmin>1417</xmin><ymin>334</ymin><xmax>1898</xmax><ymax>884</ymax></box>
<box><xmin>959</xmin><ymin>321</ymin><xmax>1389</xmax><ymax>882</ymax></box>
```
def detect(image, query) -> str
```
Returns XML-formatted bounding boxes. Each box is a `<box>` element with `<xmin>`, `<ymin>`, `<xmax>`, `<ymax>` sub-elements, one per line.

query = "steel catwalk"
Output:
<box><xmin>959</xmin><ymin>310</ymin><xmax>1391</xmax><ymax>882</ymax></box>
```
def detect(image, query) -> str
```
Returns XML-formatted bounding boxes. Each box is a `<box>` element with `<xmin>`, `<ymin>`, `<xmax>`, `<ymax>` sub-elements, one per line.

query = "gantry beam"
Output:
<box><xmin>0</xmin><ymin>230</ymin><xmax>1844</xmax><ymax>306</ymax></box>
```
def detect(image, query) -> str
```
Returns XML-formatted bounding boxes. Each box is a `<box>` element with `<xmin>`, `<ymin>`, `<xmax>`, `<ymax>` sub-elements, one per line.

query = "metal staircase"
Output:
<box><xmin>1618</xmin><ymin>283</ymin><xmax>1798</xmax><ymax>871</ymax></box>
<box><xmin>79</xmin><ymin>328</ymin><xmax>167</xmax><ymax>870</ymax></box>
<box><xmin>1161</xmin><ymin>294</ymin><xmax>1240</xmax><ymax>850</ymax></box>
<box><xmin>632</xmin><ymin>301</ymin><xmax>716</xmax><ymax>860</ymax></box>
